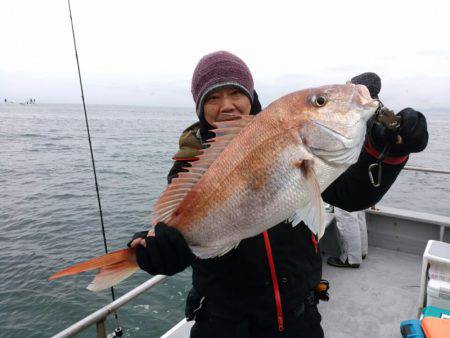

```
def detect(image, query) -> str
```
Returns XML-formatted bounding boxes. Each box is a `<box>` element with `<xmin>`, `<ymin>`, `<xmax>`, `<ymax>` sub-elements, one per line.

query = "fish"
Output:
<box><xmin>49</xmin><ymin>83</ymin><xmax>379</xmax><ymax>291</ymax></box>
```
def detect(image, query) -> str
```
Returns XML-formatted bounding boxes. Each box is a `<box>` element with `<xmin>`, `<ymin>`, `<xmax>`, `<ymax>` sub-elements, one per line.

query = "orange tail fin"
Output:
<box><xmin>49</xmin><ymin>248</ymin><xmax>140</xmax><ymax>292</ymax></box>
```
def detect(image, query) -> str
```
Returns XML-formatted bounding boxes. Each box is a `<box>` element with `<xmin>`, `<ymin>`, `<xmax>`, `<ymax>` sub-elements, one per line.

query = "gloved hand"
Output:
<box><xmin>369</xmin><ymin>108</ymin><xmax>428</xmax><ymax>157</ymax></box>
<box><xmin>350</xmin><ymin>73</ymin><xmax>428</xmax><ymax>157</ymax></box>
<box><xmin>391</xmin><ymin>108</ymin><xmax>428</xmax><ymax>155</ymax></box>
<box><xmin>129</xmin><ymin>222</ymin><xmax>196</xmax><ymax>276</ymax></box>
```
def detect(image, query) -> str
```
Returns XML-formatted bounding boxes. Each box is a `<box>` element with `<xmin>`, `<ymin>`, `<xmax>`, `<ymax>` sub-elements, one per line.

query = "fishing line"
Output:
<box><xmin>67</xmin><ymin>0</ymin><xmax>122</xmax><ymax>335</ymax></box>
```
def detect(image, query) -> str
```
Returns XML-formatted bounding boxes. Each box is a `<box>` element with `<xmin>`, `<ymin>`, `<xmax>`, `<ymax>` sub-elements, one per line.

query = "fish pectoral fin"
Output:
<box><xmin>288</xmin><ymin>199</ymin><xmax>325</xmax><ymax>238</ymax></box>
<box><xmin>288</xmin><ymin>159</ymin><xmax>326</xmax><ymax>239</ymax></box>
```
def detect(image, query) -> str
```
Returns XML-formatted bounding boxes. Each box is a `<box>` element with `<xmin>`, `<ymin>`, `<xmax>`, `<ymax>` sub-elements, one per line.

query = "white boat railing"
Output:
<box><xmin>404</xmin><ymin>165</ymin><xmax>450</xmax><ymax>175</ymax></box>
<box><xmin>52</xmin><ymin>275</ymin><xmax>167</xmax><ymax>338</ymax></box>
<box><xmin>51</xmin><ymin>165</ymin><xmax>450</xmax><ymax>337</ymax></box>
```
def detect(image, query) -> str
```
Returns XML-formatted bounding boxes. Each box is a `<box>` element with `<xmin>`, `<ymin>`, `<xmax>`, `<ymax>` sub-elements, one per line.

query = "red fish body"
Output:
<box><xmin>50</xmin><ymin>84</ymin><xmax>379</xmax><ymax>291</ymax></box>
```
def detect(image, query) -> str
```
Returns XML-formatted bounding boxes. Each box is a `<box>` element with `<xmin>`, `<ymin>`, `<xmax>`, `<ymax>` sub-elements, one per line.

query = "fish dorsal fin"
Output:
<box><xmin>151</xmin><ymin>114</ymin><xmax>255</xmax><ymax>225</ymax></box>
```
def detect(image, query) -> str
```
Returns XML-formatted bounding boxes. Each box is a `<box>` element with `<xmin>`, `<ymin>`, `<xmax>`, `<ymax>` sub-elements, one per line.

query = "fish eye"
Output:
<box><xmin>311</xmin><ymin>95</ymin><xmax>327</xmax><ymax>107</ymax></box>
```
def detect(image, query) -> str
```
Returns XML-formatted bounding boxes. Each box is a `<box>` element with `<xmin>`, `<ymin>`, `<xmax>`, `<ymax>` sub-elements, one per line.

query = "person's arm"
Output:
<box><xmin>322</xmin><ymin>108</ymin><xmax>428</xmax><ymax>211</ymax></box>
<box><xmin>321</xmin><ymin>144</ymin><xmax>405</xmax><ymax>211</ymax></box>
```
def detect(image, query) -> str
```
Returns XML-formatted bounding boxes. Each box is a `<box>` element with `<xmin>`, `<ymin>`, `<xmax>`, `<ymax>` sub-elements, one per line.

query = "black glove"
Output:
<box><xmin>132</xmin><ymin>222</ymin><xmax>196</xmax><ymax>276</ymax></box>
<box><xmin>369</xmin><ymin>108</ymin><xmax>428</xmax><ymax>157</ymax></box>
<box><xmin>369</xmin><ymin>117</ymin><xmax>399</xmax><ymax>152</ymax></box>
<box><xmin>394</xmin><ymin>108</ymin><xmax>429</xmax><ymax>155</ymax></box>
<box><xmin>351</xmin><ymin>72</ymin><xmax>381</xmax><ymax>99</ymax></box>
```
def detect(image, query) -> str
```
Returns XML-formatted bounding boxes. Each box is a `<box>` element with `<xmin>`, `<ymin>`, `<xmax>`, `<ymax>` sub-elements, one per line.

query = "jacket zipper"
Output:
<box><xmin>262</xmin><ymin>231</ymin><xmax>284</xmax><ymax>332</ymax></box>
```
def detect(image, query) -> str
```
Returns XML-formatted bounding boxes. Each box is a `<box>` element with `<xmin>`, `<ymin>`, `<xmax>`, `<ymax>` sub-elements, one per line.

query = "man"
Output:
<box><xmin>328</xmin><ymin>208</ymin><xmax>368</xmax><ymax>268</ymax></box>
<box><xmin>130</xmin><ymin>52</ymin><xmax>428</xmax><ymax>337</ymax></box>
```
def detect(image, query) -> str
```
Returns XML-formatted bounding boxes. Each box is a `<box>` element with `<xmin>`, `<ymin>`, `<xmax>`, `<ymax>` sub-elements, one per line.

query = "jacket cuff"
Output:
<box><xmin>364</xmin><ymin>139</ymin><xmax>408</xmax><ymax>165</ymax></box>
<box><xmin>172</xmin><ymin>157</ymin><xmax>199</xmax><ymax>161</ymax></box>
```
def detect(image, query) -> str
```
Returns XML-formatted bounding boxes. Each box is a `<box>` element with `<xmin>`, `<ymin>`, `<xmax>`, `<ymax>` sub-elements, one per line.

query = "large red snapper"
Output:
<box><xmin>50</xmin><ymin>83</ymin><xmax>378</xmax><ymax>291</ymax></box>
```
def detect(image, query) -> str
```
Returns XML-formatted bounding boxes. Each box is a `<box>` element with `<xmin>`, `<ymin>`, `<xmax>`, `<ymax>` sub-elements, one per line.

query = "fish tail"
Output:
<box><xmin>49</xmin><ymin>248</ymin><xmax>140</xmax><ymax>292</ymax></box>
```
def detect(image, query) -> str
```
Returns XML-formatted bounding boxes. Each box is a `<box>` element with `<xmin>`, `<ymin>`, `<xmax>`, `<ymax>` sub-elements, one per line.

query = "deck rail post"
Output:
<box><xmin>96</xmin><ymin>318</ymin><xmax>107</xmax><ymax>338</ymax></box>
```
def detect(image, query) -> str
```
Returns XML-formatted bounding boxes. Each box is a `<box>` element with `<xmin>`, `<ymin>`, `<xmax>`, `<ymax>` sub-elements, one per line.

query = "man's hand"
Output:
<box><xmin>371</xmin><ymin>108</ymin><xmax>428</xmax><ymax>156</ymax></box>
<box><xmin>128</xmin><ymin>222</ymin><xmax>195</xmax><ymax>276</ymax></box>
<box><xmin>394</xmin><ymin>108</ymin><xmax>429</xmax><ymax>154</ymax></box>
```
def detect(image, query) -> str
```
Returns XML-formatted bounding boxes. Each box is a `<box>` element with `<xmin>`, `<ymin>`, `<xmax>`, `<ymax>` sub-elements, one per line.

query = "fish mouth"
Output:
<box><xmin>356</xmin><ymin>84</ymin><xmax>372</xmax><ymax>103</ymax></box>
<box><xmin>309</xmin><ymin>122</ymin><xmax>365</xmax><ymax>165</ymax></box>
<box><xmin>311</xmin><ymin>145</ymin><xmax>363</xmax><ymax>167</ymax></box>
<box><xmin>354</xmin><ymin>84</ymin><xmax>381</xmax><ymax>114</ymax></box>
<box><xmin>308</xmin><ymin>119</ymin><xmax>365</xmax><ymax>165</ymax></box>
<box><xmin>310</xmin><ymin>120</ymin><xmax>354</xmax><ymax>143</ymax></box>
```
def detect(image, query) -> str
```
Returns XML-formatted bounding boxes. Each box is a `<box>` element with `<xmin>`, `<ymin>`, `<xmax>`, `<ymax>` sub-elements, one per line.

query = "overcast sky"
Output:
<box><xmin>1</xmin><ymin>0</ymin><xmax>449</xmax><ymax>111</ymax></box>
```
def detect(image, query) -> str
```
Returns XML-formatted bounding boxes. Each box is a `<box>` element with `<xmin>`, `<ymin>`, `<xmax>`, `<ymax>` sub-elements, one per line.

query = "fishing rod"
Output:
<box><xmin>67</xmin><ymin>1</ymin><xmax>122</xmax><ymax>336</ymax></box>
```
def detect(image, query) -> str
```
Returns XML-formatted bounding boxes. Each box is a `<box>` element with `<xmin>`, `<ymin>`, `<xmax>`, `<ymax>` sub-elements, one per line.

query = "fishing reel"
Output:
<box><xmin>374</xmin><ymin>101</ymin><xmax>402</xmax><ymax>130</ymax></box>
<box><xmin>368</xmin><ymin>101</ymin><xmax>403</xmax><ymax>187</ymax></box>
<box><xmin>107</xmin><ymin>327</ymin><xmax>123</xmax><ymax>338</ymax></box>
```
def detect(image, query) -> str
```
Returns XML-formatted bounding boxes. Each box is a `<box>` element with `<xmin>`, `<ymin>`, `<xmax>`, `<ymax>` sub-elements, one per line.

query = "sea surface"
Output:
<box><xmin>0</xmin><ymin>103</ymin><xmax>449</xmax><ymax>337</ymax></box>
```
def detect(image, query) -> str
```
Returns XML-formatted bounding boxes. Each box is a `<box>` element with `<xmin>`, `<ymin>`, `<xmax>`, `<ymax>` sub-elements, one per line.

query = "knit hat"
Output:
<box><xmin>191</xmin><ymin>51</ymin><xmax>254</xmax><ymax>116</ymax></box>
<box><xmin>350</xmin><ymin>72</ymin><xmax>381</xmax><ymax>99</ymax></box>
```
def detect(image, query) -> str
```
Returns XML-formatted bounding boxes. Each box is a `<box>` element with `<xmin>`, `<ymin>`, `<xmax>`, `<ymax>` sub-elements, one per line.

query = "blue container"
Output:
<box><xmin>422</xmin><ymin>305</ymin><xmax>450</xmax><ymax>319</ymax></box>
<box><xmin>400</xmin><ymin>319</ymin><xmax>425</xmax><ymax>338</ymax></box>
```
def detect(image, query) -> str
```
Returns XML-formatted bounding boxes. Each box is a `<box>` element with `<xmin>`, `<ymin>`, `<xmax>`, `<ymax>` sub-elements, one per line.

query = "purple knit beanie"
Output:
<box><xmin>191</xmin><ymin>51</ymin><xmax>254</xmax><ymax>116</ymax></box>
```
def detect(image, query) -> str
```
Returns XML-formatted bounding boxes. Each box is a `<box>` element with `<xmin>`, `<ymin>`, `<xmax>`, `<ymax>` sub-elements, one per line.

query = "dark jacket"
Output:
<box><xmin>166</xmin><ymin>121</ymin><xmax>407</xmax><ymax>326</ymax></box>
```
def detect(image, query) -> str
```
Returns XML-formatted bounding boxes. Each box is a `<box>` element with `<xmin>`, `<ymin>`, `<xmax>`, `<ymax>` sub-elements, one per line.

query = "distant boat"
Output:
<box><xmin>3</xmin><ymin>99</ymin><xmax>37</xmax><ymax>105</ymax></box>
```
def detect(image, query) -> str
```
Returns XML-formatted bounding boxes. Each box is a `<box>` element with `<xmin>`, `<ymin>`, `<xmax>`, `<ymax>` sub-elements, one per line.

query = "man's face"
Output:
<box><xmin>203</xmin><ymin>87</ymin><xmax>252</xmax><ymax>127</ymax></box>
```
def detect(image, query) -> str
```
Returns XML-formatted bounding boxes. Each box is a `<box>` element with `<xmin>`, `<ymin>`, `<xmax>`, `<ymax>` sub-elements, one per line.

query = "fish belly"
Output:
<box><xmin>185</xmin><ymin>144</ymin><xmax>343</xmax><ymax>258</ymax></box>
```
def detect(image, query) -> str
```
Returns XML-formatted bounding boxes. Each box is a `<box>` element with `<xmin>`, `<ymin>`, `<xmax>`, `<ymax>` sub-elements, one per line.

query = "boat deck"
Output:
<box><xmin>320</xmin><ymin>247</ymin><xmax>421</xmax><ymax>338</ymax></box>
<box><xmin>162</xmin><ymin>246</ymin><xmax>422</xmax><ymax>338</ymax></box>
<box><xmin>163</xmin><ymin>205</ymin><xmax>450</xmax><ymax>338</ymax></box>
<box><xmin>52</xmin><ymin>206</ymin><xmax>449</xmax><ymax>338</ymax></box>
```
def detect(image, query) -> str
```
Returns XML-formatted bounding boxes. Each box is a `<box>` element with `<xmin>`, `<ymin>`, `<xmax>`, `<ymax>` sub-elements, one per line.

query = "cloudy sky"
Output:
<box><xmin>1</xmin><ymin>0</ymin><xmax>449</xmax><ymax>111</ymax></box>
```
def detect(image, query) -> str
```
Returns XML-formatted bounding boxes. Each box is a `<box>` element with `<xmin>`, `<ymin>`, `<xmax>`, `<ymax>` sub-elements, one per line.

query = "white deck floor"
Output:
<box><xmin>163</xmin><ymin>245</ymin><xmax>422</xmax><ymax>338</ymax></box>
<box><xmin>320</xmin><ymin>246</ymin><xmax>421</xmax><ymax>338</ymax></box>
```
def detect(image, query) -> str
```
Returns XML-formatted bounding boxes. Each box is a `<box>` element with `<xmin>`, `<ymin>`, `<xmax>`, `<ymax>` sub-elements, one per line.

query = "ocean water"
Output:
<box><xmin>0</xmin><ymin>103</ymin><xmax>449</xmax><ymax>337</ymax></box>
